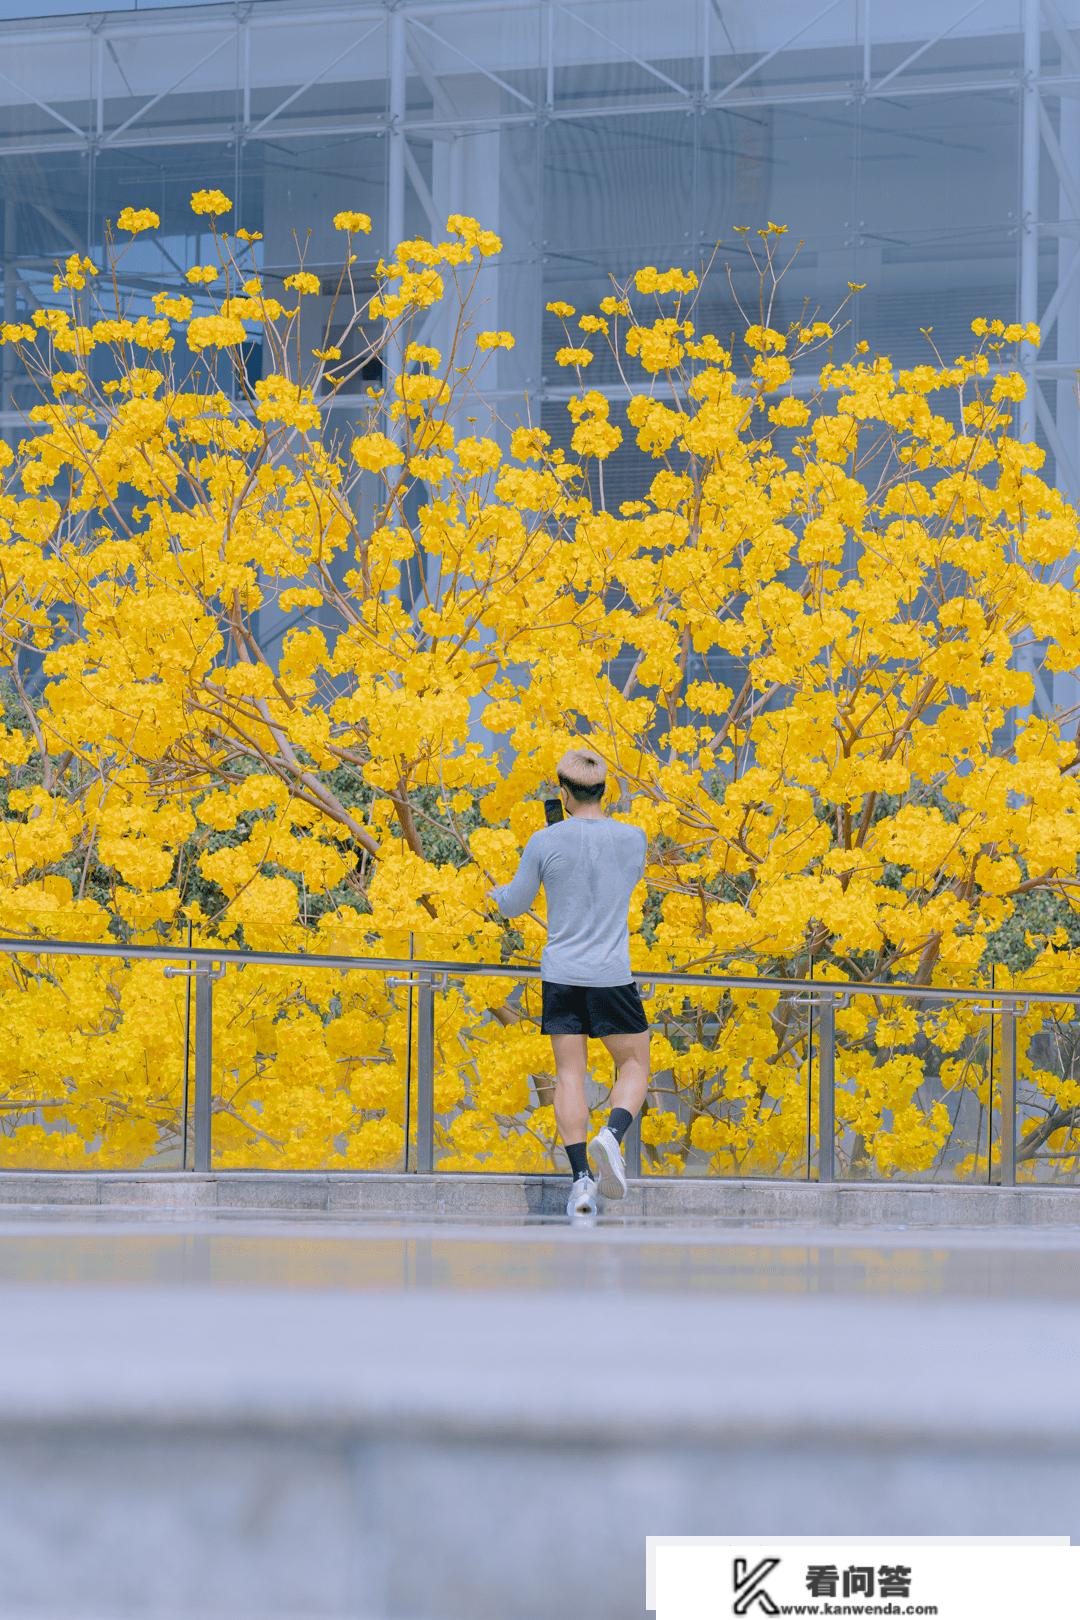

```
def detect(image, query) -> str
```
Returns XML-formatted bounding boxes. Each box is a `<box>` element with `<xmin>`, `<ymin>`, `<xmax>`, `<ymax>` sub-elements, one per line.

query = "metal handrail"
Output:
<box><xmin>0</xmin><ymin>936</ymin><xmax>1073</xmax><ymax>1002</ymax></box>
<box><xmin>0</xmin><ymin>936</ymin><xmax>1070</xmax><ymax>1187</ymax></box>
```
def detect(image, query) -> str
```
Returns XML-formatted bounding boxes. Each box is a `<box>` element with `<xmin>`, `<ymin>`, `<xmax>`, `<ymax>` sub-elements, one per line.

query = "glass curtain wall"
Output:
<box><xmin>0</xmin><ymin>1</ymin><xmax>1075</xmax><ymax>771</ymax></box>
<box><xmin>2</xmin><ymin>0</ymin><xmax>1080</xmax><ymax>1184</ymax></box>
<box><xmin>0</xmin><ymin>0</ymin><xmax>1075</xmax><ymax>679</ymax></box>
<box><xmin>0</xmin><ymin>0</ymin><xmax>1075</xmax><ymax>660</ymax></box>
<box><xmin>0</xmin><ymin>8</ymin><xmax>1070</xmax><ymax>395</ymax></box>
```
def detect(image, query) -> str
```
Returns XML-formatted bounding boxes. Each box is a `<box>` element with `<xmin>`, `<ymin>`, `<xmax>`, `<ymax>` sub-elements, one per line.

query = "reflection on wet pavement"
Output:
<box><xmin>0</xmin><ymin>1222</ymin><xmax>1079</xmax><ymax>1297</ymax></box>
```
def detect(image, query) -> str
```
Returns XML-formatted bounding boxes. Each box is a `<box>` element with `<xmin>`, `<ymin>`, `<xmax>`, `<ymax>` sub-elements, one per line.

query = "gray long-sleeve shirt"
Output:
<box><xmin>491</xmin><ymin>815</ymin><xmax>648</xmax><ymax>987</ymax></box>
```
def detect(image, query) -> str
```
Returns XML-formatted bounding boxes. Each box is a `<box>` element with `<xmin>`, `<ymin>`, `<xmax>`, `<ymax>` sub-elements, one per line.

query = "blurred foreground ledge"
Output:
<box><xmin>0</xmin><ymin>1278</ymin><xmax>1077</xmax><ymax>1619</ymax></box>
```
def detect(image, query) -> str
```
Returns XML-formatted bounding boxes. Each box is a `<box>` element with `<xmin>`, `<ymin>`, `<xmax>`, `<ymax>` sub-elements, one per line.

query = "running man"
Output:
<box><xmin>488</xmin><ymin>749</ymin><xmax>650</xmax><ymax>1216</ymax></box>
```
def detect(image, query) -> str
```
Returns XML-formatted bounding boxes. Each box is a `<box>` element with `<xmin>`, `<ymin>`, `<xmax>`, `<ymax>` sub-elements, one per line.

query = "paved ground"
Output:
<box><xmin>2</xmin><ymin>1209</ymin><xmax>1080</xmax><ymax>1296</ymax></box>
<box><xmin>1</xmin><ymin>1211</ymin><xmax>1078</xmax><ymax>1618</ymax></box>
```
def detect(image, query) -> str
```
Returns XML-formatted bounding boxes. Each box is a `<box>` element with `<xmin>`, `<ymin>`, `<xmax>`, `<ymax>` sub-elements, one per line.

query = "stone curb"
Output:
<box><xmin>0</xmin><ymin>1170</ymin><xmax>1078</xmax><ymax>1224</ymax></box>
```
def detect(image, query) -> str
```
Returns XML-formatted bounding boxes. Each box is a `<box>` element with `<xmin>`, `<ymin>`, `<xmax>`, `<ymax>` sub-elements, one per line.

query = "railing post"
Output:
<box><xmin>817</xmin><ymin>992</ymin><xmax>835</xmax><ymax>1183</ymax></box>
<box><xmin>193</xmin><ymin>968</ymin><xmax>214</xmax><ymax>1173</ymax></box>
<box><xmin>625</xmin><ymin>1106</ymin><xmax>642</xmax><ymax>1179</ymax></box>
<box><xmin>416</xmin><ymin>973</ymin><xmax>435</xmax><ymax>1174</ymax></box>
<box><xmin>180</xmin><ymin>967</ymin><xmax>192</xmax><ymax>1172</ymax></box>
<box><xmin>1000</xmin><ymin>1006</ymin><xmax>1017</xmax><ymax>1186</ymax></box>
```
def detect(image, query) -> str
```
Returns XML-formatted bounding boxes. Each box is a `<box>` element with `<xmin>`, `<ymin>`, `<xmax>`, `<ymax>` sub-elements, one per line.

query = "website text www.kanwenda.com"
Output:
<box><xmin>777</xmin><ymin>1606</ymin><xmax>939</xmax><ymax>1614</ymax></box>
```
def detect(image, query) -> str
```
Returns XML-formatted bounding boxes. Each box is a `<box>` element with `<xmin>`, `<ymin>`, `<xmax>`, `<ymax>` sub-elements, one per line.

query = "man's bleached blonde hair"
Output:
<box><xmin>557</xmin><ymin>748</ymin><xmax>607</xmax><ymax>802</ymax></box>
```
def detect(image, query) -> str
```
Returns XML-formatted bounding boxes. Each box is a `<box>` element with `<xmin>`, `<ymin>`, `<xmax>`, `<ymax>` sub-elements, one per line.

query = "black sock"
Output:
<box><xmin>607</xmin><ymin>1107</ymin><xmax>634</xmax><ymax>1144</ymax></box>
<box><xmin>565</xmin><ymin>1141</ymin><xmax>590</xmax><ymax>1178</ymax></box>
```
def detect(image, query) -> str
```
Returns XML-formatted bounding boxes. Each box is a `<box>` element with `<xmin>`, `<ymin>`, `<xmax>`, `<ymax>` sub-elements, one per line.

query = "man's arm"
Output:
<box><xmin>488</xmin><ymin>835</ymin><xmax>543</xmax><ymax>918</ymax></box>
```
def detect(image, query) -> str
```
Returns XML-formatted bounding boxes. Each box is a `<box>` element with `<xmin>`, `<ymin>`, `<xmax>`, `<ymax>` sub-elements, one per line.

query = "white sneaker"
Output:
<box><xmin>566</xmin><ymin>1174</ymin><xmax>598</xmax><ymax>1217</ymax></box>
<box><xmin>589</xmin><ymin>1126</ymin><xmax>627</xmax><ymax>1200</ymax></box>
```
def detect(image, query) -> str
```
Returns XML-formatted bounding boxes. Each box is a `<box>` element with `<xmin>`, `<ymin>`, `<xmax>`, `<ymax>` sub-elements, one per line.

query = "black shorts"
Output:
<box><xmin>540</xmin><ymin>980</ymin><xmax>649</xmax><ymax>1037</ymax></box>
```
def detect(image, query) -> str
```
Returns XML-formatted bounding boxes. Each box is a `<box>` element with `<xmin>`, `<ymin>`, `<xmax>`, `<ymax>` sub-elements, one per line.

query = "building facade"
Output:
<box><xmin>1</xmin><ymin>0</ymin><xmax>1079</xmax><ymax>707</ymax></box>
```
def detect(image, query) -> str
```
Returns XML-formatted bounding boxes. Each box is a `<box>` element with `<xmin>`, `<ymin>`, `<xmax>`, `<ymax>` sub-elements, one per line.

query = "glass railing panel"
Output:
<box><xmin>638</xmin><ymin>983</ymin><xmax>812</xmax><ymax>1180</ymax></box>
<box><xmin>10</xmin><ymin>948</ymin><xmax>1072</xmax><ymax>1186</ymax></box>
<box><xmin>419</xmin><ymin>973</ymin><xmax>814</xmax><ymax>1180</ymax></box>
<box><xmin>1013</xmin><ymin>998</ymin><xmax>1080</xmax><ymax>1186</ymax></box>
<box><xmin>0</xmin><ymin>948</ymin><xmax>187</xmax><ymax>1171</ymax></box>
<box><xmin>825</xmin><ymin>988</ymin><xmax>994</xmax><ymax>1183</ymax></box>
<box><xmin>213</xmin><ymin>963</ymin><xmax>576</xmax><ymax>1176</ymax></box>
<box><xmin>432</xmin><ymin>972</ymin><xmax>566</xmax><ymax>1175</ymax></box>
<box><xmin>212</xmin><ymin>961</ymin><xmax>408</xmax><ymax>1172</ymax></box>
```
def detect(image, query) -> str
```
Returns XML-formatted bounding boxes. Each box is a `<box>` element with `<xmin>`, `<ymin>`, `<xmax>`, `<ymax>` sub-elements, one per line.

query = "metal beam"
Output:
<box><xmin>870</xmin><ymin>0</ymin><xmax>991</xmax><ymax>95</ymax></box>
<box><xmin>2</xmin><ymin>196</ymin><xmax>16</xmax><ymax>443</ymax></box>
<box><xmin>0</xmin><ymin>66</ymin><xmax>84</xmax><ymax>139</ymax></box>
<box><xmin>1020</xmin><ymin>0</ymin><xmax>1041</xmax><ymax>444</ymax></box>
<box><xmin>407</xmin><ymin>29</ymin><xmax>461</xmax><ymax>121</ymax></box>
<box><xmin>409</xmin><ymin>15</ymin><xmax>535</xmax><ymax>109</ymax></box>
<box><xmin>1038</xmin><ymin>241</ymin><xmax>1080</xmax><ymax>340</ymax></box>
<box><xmin>1039</xmin><ymin>95</ymin><xmax>1080</xmax><ymax>222</ymax></box>
<box><xmin>0</xmin><ymin>73</ymin><xmax>1063</xmax><ymax>166</ymax></box>
<box><xmin>106</xmin><ymin>39</ymin><xmax>135</xmax><ymax>100</ymax></box>
<box><xmin>1041</xmin><ymin>0</ymin><xmax>1080</xmax><ymax>76</ymax></box>
<box><xmin>104</xmin><ymin>31</ymin><xmax>235</xmax><ymax>144</ymax></box>
<box><xmin>389</xmin><ymin>10</ymin><xmax>407</xmax><ymax>254</ymax></box>
<box><xmin>403</xmin><ymin>141</ymin><xmax>442</xmax><ymax>234</ymax></box>
<box><xmin>712</xmin><ymin>0</ymin><xmax>844</xmax><ymax>103</ymax></box>
<box><xmin>29</xmin><ymin>200</ymin><xmax>84</xmax><ymax>255</ymax></box>
<box><xmin>387</xmin><ymin>9</ymin><xmax>407</xmax><ymax>446</ymax></box>
<box><xmin>1034</xmin><ymin>375</ymin><xmax>1080</xmax><ymax>491</ymax></box>
<box><xmin>556</xmin><ymin>3</ymin><xmax>692</xmax><ymax>98</ymax></box>
<box><xmin>10</xmin><ymin>266</ymin><xmax>43</xmax><ymax>312</ymax></box>
<box><xmin>248</xmin><ymin>19</ymin><xmax>385</xmax><ymax>136</ymax></box>
<box><xmin>94</xmin><ymin>34</ymin><xmax>104</xmax><ymax>137</ymax></box>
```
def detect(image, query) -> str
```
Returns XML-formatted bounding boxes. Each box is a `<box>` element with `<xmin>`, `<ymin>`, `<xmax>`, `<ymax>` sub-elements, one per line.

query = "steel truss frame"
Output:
<box><xmin>1</xmin><ymin>3</ymin><xmax>1079</xmax><ymax>507</ymax></box>
<box><xmin>0</xmin><ymin>7</ymin><xmax>1076</xmax><ymax>306</ymax></box>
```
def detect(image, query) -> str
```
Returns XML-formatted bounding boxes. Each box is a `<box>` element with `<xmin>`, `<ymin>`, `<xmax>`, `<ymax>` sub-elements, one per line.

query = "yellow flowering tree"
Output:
<box><xmin>0</xmin><ymin>201</ymin><xmax>1078</xmax><ymax>1182</ymax></box>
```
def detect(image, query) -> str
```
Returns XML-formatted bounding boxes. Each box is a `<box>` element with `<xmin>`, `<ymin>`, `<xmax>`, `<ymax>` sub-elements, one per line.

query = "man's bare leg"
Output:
<box><xmin>585</xmin><ymin>1029</ymin><xmax>650</xmax><ymax>1197</ymax></box>
<box><xmin>550</xmin><ymin>1029</ymin><xmax>650</xmax><ymax>1207</ymax></box>
<box><xmin>550</xmin><ymin>1032</ymin><xmax>590</xmax><ymax>1145</ymax></box>
<box><xmin>551</xmin><ymin>1030</ymin><xmax>651</xmax><ymax>1142</ymax></box>
<box><xmin>599</xmin><ymin>1030</ymin><xmax>650</xmax><ymax>1117</ymax></box>
<box><xmin>550</xmin><ymin>1033</ymin><xmax>598</xmax><ymax>1212</ymax></box>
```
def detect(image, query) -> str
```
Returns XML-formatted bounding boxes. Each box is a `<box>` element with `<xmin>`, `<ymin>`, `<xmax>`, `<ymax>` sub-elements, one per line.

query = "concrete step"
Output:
<box><xmin>1</xmin><ymin>1170</ymin><xmax>1079</xmax><ymax>1224</ymax></box>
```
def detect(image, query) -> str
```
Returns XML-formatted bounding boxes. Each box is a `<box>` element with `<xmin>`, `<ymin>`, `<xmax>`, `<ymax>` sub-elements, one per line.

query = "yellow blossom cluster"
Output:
<box><xmin>117</xmin><ymin>208</ymin><xmax>160</xmax><ymax>235</ymax></box>
<box><xmin>0</xmin><ymin>210</ymin><xmax>1077</xmax><ymax>1185</ymax></box>
<box><xmin>190</xmin><ymin>190</ymin><xmax>232</xmax><ymax>217</ymax></box>
<box><xmin>333</xmin><ymin>211</ymin><xmax>372</xmax><ymax>235</ymax></box>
